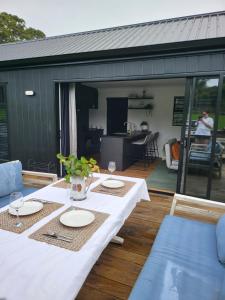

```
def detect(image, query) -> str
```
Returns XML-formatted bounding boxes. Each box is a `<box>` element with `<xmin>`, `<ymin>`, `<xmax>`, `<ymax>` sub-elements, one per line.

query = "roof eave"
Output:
<box><xmin>1</xmin><ymin>37</ymin><xmax>225</xmax><ymax>69</ymax></box>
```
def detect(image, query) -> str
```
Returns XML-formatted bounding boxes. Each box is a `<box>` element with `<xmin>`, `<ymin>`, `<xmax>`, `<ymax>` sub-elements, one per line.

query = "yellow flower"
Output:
<box><xmin>91</xmin><ymin>165</ymin><xmax>100</xmax><ymax>172</ymax></box>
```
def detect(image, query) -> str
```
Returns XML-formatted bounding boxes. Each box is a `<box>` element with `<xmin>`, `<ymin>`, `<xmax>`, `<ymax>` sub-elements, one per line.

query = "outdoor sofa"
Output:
<box><xmin>188</xmin><ymin>142</ymin><xmax>223</xmax><ymax>178</ymax></box>
<box><xmin>0</xmin><ymin>160</ymin><xmax>57</xmax><ymax>208</ymax></box>
<box><xmin>129</xmin><ymin>194</ymin><xmax>225</xmax><ymax>300</ymax></box>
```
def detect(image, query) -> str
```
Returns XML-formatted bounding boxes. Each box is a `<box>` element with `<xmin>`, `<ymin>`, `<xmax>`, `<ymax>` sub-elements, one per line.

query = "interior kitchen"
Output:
<box><xmin>84</xmin><ymin>78</ymin><xmax>184</xmax><ymax>170</ymax></box>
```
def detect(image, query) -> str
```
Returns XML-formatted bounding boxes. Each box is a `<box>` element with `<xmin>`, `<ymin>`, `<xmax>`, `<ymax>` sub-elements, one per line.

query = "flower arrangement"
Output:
<box><xmin>57</xmin><ymin>154</ymin><xmax>99</xmax><ymax>182</ymax></box>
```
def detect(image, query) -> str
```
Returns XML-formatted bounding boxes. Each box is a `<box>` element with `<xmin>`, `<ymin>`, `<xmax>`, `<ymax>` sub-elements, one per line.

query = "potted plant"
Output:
<box><xmin>140</xmin><ymin>121</ymin><xmax>149</xmax><ymax>132</ymax></box>
<box><xmin>57</xmin><ymin>154</ymin><xmax>99</xmax><ymax>200</ymax></box>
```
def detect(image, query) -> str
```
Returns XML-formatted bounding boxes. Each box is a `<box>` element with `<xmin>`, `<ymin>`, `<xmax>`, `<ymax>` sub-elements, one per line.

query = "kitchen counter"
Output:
<box><xmin>100</xmin><ymin>132</ymin><xmax>148</xmax><ymax>171</ymax></box>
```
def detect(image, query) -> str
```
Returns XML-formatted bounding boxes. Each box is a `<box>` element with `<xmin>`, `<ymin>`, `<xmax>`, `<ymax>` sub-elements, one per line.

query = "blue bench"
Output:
<box><xmin>129</xmin><ymin>201</ymin><xmax>225</xmax><ymax>299</ymax></box>
<box><xmin>0</xmin><ymin>161</ymin><xmax>57</xmax><ymax>208</ymax></box>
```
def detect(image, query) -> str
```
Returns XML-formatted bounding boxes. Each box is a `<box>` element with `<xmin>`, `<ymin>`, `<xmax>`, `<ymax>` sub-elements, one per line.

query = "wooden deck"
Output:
<box><xmin>99</xmin><ymin>160</ymin><xmax>158</xmax><ymax>179</ymax></box>
<box><xmin>76</xmin><ymin>162</ymin><xmax>224</xmax><ymax>299</ymax></box>
<box><xmin>77</xmin><ymin>193</ymin><xmax>172</xmax><ymax>300</ymax></box>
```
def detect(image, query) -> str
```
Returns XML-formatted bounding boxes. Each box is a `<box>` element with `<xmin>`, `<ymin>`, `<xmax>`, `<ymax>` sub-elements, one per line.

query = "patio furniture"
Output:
<box><xmin>27</xmin><ymin>159</ymin><xmax>57</xmax><ymax>173</ymax></box>
<box><xmin>165</xmin><ymin>138</ymin><xmax>179</xmax><ymax>171</ymax></box>
<box><xmin>129</xmin><ymin>193</ymin><xmax>225</xmax><ymax>300</ymax></box>
<box><xmin>188</xmin><ymin>142</ymin><xmax>223</xmax><ymax>178</ymax></box>
<box><xmin>0</xmin><ymin>160</ymin><xmax>57</xmax><ymax>208</ymax></box>
<box><xmin>0</xmin><ymin>173</ymin><xmax>149</xmax><ymax>300</ymax></box>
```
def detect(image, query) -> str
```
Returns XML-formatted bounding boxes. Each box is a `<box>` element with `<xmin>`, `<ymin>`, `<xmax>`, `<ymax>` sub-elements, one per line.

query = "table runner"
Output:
<box><xmin>52</xmin><ymin>176</ymin><xmax>98</xmax><ymax>189</ymax></box>
<box><xmin>29</xmin><ymin>207</ymin><xmax>110</xmax><ymax>251</ymax></box>
<box><xmin>91</xmin><ymin>180</ymin><xmax>136</xmax><ymax>197</ymax></box>
<box><xmin>0</xmin><ymin>200</ymin><xmax>63</xmax><ymax>234</ymax></box>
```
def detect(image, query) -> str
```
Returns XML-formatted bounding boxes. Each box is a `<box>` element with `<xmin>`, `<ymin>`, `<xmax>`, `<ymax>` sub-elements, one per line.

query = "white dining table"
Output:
<box><xmin>0</xmin><ymin>173</ymin><xmax>149</xmax><ymax>300</ymax></box>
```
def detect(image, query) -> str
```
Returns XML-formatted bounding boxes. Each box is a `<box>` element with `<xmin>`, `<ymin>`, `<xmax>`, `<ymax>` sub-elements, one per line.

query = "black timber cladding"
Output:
<box><xmin>1</xmin><ymin>11</ymin><xmax>225</xmax><ymax>67</ymax></box>
<box><xmin>1</xmin><ymin>50</ymin><xmax>225</xmax><ymax>169</ymax></box>
<box><xmin>0</xmin><ymin>85</ymin><xmax>9</xmax><ymax>162</ymax></box>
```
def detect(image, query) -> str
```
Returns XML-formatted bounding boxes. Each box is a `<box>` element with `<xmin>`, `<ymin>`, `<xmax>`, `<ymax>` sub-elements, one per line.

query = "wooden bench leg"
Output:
<box><xmin>110</xmin><ymin>236</ymin><xmax>124</xmax><ymax>245</ymax></box>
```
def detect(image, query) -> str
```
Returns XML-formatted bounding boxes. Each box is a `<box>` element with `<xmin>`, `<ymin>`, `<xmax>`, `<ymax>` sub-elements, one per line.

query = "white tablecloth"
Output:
<box><xmin>0</xmin><ymin>173</ymin><xmax>149</xmax><ymax>300</ymax></box>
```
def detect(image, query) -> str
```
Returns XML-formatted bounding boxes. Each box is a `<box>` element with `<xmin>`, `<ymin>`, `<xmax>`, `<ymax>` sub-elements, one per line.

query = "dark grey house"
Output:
<box><xmin>1</xmin><ymin>11</ymin><xmax>225</xmax><ymax>200</ymax></box>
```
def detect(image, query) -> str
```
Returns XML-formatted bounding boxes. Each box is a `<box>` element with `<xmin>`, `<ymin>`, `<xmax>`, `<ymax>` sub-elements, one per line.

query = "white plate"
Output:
<box><xmin>101</xmin><ymin>179</ymin><xmax>125</xmax><ymax>189</ymax></box>
<box><xmin>9</xmin><ymin>201</ymin><xmax>43</xmax><ymax>216</ymax></box>
<box><xmin>60</xmin><ymin>210</ymin><xmax>95</xmax><ymax>228</ymax></box>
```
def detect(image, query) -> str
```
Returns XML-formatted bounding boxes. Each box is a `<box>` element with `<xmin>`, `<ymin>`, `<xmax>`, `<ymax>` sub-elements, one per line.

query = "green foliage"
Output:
<box><xmin>0</xmin><ymin>12</ymin><xmax>45</xmax><ymax>44</ymax></box>
<box><xmin>57</xmin><ymin>154</ymin><xmax>99</xmax><ymax>182</ymax></box>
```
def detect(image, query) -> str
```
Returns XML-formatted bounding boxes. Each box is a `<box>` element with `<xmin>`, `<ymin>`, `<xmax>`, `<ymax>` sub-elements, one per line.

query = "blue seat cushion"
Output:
<box><xmin>0</xmin><ymin>161</ymin><xmax>23</xmax><ymax>197</ymax></box>
<box><xmin>0</xmin><ymin>187</ymin><xmax>38</xmax><ymax>208</ymax></box>
<box><xmin>216</xmin><ymin>214</ymin><xmax>225</xmax><ymax>264</ymax></box>
<box><xmin>129</xmin><ymin>215</ymin><xmax>225</xmax><ymax>300</ymax></box>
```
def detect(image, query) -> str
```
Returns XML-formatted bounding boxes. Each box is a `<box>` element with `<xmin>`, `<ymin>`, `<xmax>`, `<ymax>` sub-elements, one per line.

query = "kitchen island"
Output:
<box><xmin>100</xmin><ymin>132</ymin><xmax>148</xmax><ymax>171</ymax></box>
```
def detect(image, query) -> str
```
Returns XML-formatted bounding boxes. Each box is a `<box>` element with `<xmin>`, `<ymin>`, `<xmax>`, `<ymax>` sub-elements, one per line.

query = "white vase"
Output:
<box><xmin>70</xmin><ymin>176</ymin><xmax>87</xmax><ymax>201</ymax></box>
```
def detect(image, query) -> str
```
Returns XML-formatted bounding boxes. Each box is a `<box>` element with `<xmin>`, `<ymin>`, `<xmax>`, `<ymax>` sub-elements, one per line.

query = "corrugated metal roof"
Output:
<box><xmin>1</xmin><ymin>11</ymin><xmax>225</xmax><ymax>63</ymax></box>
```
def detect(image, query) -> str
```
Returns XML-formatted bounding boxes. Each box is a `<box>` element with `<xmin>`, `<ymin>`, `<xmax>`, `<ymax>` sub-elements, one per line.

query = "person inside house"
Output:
<box><xmin>194</xmin><ymin>111</ymin><xmax>214</xmax><ymax>144</ymax></box>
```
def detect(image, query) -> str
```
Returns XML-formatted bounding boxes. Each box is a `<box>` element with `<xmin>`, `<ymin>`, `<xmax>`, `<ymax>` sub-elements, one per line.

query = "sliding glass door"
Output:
<box><xmin>178</xmin><ymin>75</ymin><xmax>225</xmax><ymax>201</ymax></box>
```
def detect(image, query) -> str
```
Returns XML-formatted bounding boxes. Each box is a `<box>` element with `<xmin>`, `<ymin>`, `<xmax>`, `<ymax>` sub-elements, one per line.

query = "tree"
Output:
<box><xmin>0</xmin><ymin>12</ymin><xmax>45</xmax><ymax>44</ymax></box>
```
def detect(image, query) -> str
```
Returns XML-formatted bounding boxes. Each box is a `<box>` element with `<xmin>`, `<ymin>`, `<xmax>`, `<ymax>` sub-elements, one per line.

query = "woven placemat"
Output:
<box><xmin>0</xmin><ymin>200</ymin><xmax>63</xmax><ymax>234</ymax></box>
<box><xmin>91</xmin><ymin>180</ymin><xmax>136</xmax><ymax>197</ymax></box>
<box><xmin>52</xmin><ymin>177</ymin><xmax>98</xmax><ymax>189</ymax></box>
<box><xmin>29</xmin><ymin>207</ymin><xmax>110</xmax><ymax>251</ymax></box>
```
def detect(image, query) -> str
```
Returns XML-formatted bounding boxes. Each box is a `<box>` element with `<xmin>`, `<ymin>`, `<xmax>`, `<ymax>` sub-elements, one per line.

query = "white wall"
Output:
<box><xmin>89</xmin><ymin>82</ymin><xmax>185</xmax><ymax>156</ymax></box>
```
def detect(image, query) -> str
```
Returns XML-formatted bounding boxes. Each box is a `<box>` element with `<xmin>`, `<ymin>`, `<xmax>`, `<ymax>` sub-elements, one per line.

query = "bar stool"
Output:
<box><xmin>146</xmin><ymin>132</ymin><xmax>159</xmax><ymax>160</ymax></box>
<box><xmin>131</xmin><ymin>133</ymin><xmax>154</xmax><ymax>168</ymax></box>
<box><xmin>154</xmin><ymin>132</ymin><xmax>160</xmax><ymax>158</ymax></box>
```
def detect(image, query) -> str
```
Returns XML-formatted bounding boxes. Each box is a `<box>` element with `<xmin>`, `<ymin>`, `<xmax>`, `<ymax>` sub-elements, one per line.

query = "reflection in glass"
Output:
<box><xmin>184</xmin><ymin>77</ymin><xmax>219</xmax><ymax>198</ymax></box>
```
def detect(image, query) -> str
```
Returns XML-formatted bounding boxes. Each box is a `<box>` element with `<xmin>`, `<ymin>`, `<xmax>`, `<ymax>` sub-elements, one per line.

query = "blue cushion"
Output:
<box><xmin>0</xmin><ymin>161</ymin><xmax>23</xmax><ymax>197</ymax></box>
<box><xmin>129</xmin><ymin>215</ymin><xmax>225</xmax><ymax>300</ymax></box>
<box><xmin>216</xmin><ymin>214</ymin><xmax>225</xmax><ymax>264</ymax></box>
<box><xmin>0</xmin><ymin>187</ymin><xmax>38</xmax><ymax>208</ymax></box>
<box><xmin>190</xmin><ymin>142</ymin><xmax>222</xmax><ymax>162</ymax></box>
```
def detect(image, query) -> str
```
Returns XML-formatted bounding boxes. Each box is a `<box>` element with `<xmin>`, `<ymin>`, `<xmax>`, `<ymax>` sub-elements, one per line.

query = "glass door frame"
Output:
<box><xmin>177</xmin><ymin>73</ymin><xmax>224</xmax><ymax>199</ymax></box>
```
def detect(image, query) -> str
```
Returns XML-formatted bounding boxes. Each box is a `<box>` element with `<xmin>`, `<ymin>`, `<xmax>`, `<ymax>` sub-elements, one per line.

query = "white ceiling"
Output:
<box><xmin>83</xmin><ymin>78</ymin><xmax>186</xmax><ymax>88</ymax></box>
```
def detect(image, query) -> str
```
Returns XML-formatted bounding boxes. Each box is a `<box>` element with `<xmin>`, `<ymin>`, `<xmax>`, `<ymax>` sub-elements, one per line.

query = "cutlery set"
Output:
<box><xmin>99</xmin><ymin>187</ymin><xmax>124</xmax><ymax>195</ymax></box>
<box><xmin>43</xmin><ymin>231</ymin><xmax>73</xmax><ymax>243</ymax></box>
<box><xmin>31</xmin><ymin>199</ymin><xmax>53</xmax><ymax>204</ymax></box>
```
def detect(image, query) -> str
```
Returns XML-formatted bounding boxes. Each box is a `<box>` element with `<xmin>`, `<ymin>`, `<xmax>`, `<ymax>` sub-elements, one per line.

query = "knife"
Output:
<box><xmin>42</xmin><ymin>233</ymin><xmax>71</xmax><ymax>243</ymax></box>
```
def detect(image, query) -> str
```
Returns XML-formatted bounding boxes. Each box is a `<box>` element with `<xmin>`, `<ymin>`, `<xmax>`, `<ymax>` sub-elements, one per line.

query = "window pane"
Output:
<box><xmin>184</xmin><ymin>77</ymin><xmax>219</xmax><ymax>198</ymax></box>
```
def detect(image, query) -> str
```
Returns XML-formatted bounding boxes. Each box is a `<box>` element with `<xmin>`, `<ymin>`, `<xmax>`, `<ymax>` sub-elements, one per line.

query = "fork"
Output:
<box><xmin>31</xmin><ymin>199</ymin><xmax>53</xmax><ymax>204</ymax></box>
<box><xmin>42</xmin><ymin>233</ymin><xmax>72</xmax><ymax>243</ymax></box>
<box><xmin>47</xmin><ymin>231</ymin><xmax>73</xmax><ymax>240</ymax></box>
<box><xmin>99</xmin><ymin>188</ymin><xmax>121</xmax><ymax>195</ymax></box>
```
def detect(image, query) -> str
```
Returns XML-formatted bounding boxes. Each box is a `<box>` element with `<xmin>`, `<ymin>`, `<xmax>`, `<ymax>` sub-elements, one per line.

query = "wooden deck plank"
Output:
<box><xmin>84</xmin><ymin>273</ymin><xmax>131</xmax><ymax>300</ymax></box>
<box><xmin>77</xmin><ymin>193</ymin><xmax>173</xmax><ymax>299</ymax></box>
